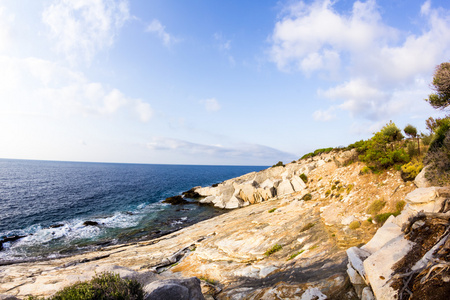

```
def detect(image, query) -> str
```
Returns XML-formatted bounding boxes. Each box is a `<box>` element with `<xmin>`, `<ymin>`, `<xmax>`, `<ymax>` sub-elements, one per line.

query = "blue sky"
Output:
<box><xmin>0</xmin><ymin>0</ymin><xmax>449</xmax><ymax>165</ymax></box>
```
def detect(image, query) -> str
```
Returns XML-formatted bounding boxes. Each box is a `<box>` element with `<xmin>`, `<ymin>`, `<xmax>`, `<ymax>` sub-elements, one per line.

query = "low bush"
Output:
<box><xmin>424</xmin><ymin>119</ymin><xmax>450</xmax><ymax>186</ymax></box>
<box><xmin>366</xmin><ymin>200</ymin><xmax>386</xmax><ymax>215</ymax></box>
<box><xmin>300</xmin><ymin>222</ymin><xmax>315</xmax><ymax>232</ymax></box>
<box><xmin>265</xmin><ymin>244</ymin><xmax>282</xmax><ymax>256</ymax></box>
<box><xmin>272</xmin><ymin>161</ymin><xmax>285</xmax><ymax>168</ymax></box>
<box><xmin>268</xmin><ymin>208</ymin><xmax>276</xmax><ymax>213</ymax></box>
<box><xmin>300</xmin><ymin>147</ymin><xmax>334</xmax><ymax>160</ymax></box>
<box><xmin>400</xmin><ymin>159</ymin><xmax>423</xmax><ymax>181</ymax></box>
<box><xmin>299</xmin><ymin>173</ymin><xmax>308</xmax><ymax>183</ymax></box>
<box><xmin>287</xmin><ymin>250</ymin><xmax>305</xmax><ymax>261</ymax></box>
<box><xmin>374</xmin><ymin>212</ymin><xmax>396</xmax><ymax>224</ymax></box>
<box><xmin>27</xmin><ymin>272</ymin><xmax>144</xmax><ymax>300</ymax></box>
<box><xmin>348</xmin><ymin>221</ymin><xmax>361</xmax><ymax>230</ymax></box>
<box><xmin>301</xmin><ymin>193</ymin><xmax>312</xmax><ymax>201</ymax></box>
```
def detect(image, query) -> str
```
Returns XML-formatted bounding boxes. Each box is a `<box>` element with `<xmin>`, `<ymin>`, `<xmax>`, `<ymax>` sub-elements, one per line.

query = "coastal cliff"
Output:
<box><xmin>1</xmin><ymin>149</ymin><xmax>449</xmax><ymax>299</ymax></box>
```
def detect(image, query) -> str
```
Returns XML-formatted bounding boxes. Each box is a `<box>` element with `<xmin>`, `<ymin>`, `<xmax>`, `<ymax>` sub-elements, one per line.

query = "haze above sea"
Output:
<box><xmin>0</xmin><ymin>159</ymin><xmax>266</xmax><ymax>264</ymax></box>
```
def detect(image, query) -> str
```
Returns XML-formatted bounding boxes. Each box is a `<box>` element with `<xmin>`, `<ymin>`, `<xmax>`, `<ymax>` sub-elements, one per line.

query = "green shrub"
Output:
<box><xmin>287</xmin><ymin>250</ymin><xmax>305</xmax><ymax>261</ymax></box>
<box><xmin>346</xmin><ymin>184</ymin><xmax>354</xmax><ymax>194</ymax></box>
<box><xmin>300</xmin><ymin>147</ymin><xmax>334</xmax><ymax>160</ymax></box>
<box><xmin>366</xmin><ymin>200</ymin><xmax>386</xmax><ymax>215</ymax></box>
<box><xmin>374</xmin><ymin>212</ymin><xmax>395</xmax><ymax>224</ymax></box>
<box><xmin>348</xmin><ymin>221</ymin><xmax>361</xmax><ymax>230</ymax></box>
<box><xmin>300</xmin><ymin>222</ymin><xmax>315</xmax><ymax>232</ymax></box>
<box><xmin>268</xmin><ymin>208</ymin><xmax>277</xmax><ymax>213</ymax></box>
<box><xmin>301</xmin><ymin>193</ymin><xmax>312</xmax><ymax>201</ymax></box>
<box><xmin>424</xmin><ymin>119</ymin><xmax>450</xmax><ymax>186</ymax></box>
<box><xmin>360</xmin><ymin>166</ymin><xmax>371</xmax><ymax>175</ymax></box>
<box><xmin>27</xmin><ymin>272</ymin><xmax>144</xmax><ymax>300</ymax></box>
<box><xmin>325</xmin><ymin>190</ymin><xmax>331</xmax><ymax>197</ymax></box>
<box><xmin>400</xmin><ymin>160</ymin><xmax>423</xmax><ymax>181</ymax></box>
<box><xmin>367</xmin><ymin>217</ymin><xmax>373</xmax><ymax>223</ymax></box>
<box><xmin>396</xmin><ymin>200</ymin><xmax>406</xmax><ymax>212</ymax></box>
<box><xmin>265</xmin><ymin>244</ymin><xmax>282</xmax><ymax>256</ymax></box>
<box><xmin>299</xmin><ymin>173</ymin><xmax>308</xmax><ymax>183</ymax></box>
<box><xmin>421</xmin><ymin>133</ymin><xmax>433</xmax><ymax>146</ymax></box>
<box><xmin>272</xmin><ymin>161</ymin><xmax>285</xmax><ymax>168</ymax></box>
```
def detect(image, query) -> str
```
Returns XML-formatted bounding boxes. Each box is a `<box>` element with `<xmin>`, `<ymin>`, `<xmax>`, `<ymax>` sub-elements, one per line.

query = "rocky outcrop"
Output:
<box><xmin>0</xmin><ymin>149</ymin><xmax>422</xmax><ymax>299</ymax></box>
<box><xmin>143</xmin><ymin>277</ymin><xmax>205</xmax><ymax>300</ymax></box>
<box><xmin>346</xmin><ymin>186</ymin><xmax>450</xmax><ymax>299</ymax></box>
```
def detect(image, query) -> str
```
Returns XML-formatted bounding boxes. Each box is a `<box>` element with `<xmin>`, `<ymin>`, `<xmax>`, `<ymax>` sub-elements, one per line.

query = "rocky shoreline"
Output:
<box><xmin>1</xmin><ymin>150</ymin><xmax>448</xmax><ymax>299</ymax></box>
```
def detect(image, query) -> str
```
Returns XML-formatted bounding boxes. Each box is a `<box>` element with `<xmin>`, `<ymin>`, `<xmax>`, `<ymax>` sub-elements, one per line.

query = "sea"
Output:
<box><xmin>0</xmin><ymin>159</ymin><xmax>267</xmax><ymax>264</ymax></box>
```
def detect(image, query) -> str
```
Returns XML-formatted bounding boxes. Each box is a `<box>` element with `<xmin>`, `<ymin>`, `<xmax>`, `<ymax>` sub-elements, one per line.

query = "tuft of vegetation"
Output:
<box><xmin>265</xmin><ymin>244</ymin><xmax>282</xmax><ymax>256</ymax></box>
<box><xmin>200</xmin><ymin>276</ymin><xmax>217</xmax><ymax>285</ymax></box>
<box><xmin>299</xmin><ymin>173</ymin><xmax>308</xmax><ymax>183</ymax></box>
<box><xmin>300</xmin><ymin>147</ymin><xmax>334</xmax><ymax>160</ymax></box>
<box><xmin>366</xmin><ymin>199</ymin><xmax>386</xmax><ymax>215</ymax></box>
<box><xmin>426</xmin><ymin>62</ymin><xmax>450</xmax><ymax>109</ymax></box>
<box><xmin>360</xmin><ymin>166</ymin><xmax>371</xmax><ymax>175</ymax></box>
<box><xmin>348</xmin><ymin>221</ymin><xmax>361</xmax><ymax>230</ymax></box>
<box><xmin>26</xmin><ymin>272</ymin><xmax>144</xmax><ymax>300</ymax></box>
<box><xmin>268</xmin><ymin>208</ymin><xmax>277</xmax><ymax>213</ymax></box>
<box><xmin>374</xmin><ymin>212</ymin><xmax>396</xmax><ymax>224</ymax></box>
<box><xmin>300</xmin><ymin>222</ymin><xmax>315</xmax><ymax>232</ymax></box>
<box><xmin>301</xmin><ymin>193</ymin><xmax>312</xmax><ymax>201</ymax></box>
<box><xmin>423</xmin><ymin>118</ymin><xmax>450</xmax><ymax>186</ymax></box>
<box><xmin>346</xmin><ymin>184</ymin><xmax>354</xmax><ymax>194</ymax></box>
<box><xmin>396</xmin><ymin>200</ymin><xmax>406</xmax><ymax>212</ymax></box>
<box><xmin>325</xmin><ymin>190</ymin><xmax>331</xmax><ymax>197</ymax></box>
<box><xmin>400</xmin><ymin>159</ymin><xmax>423</xmax><ymax>181</ymax></box>
<box><xmin>272</xmin><ymin>161</ymin><xmax>285</xmax><ymax>168</ymax></box>
<box><xmin>287</xmin><ymin>250</ymin><xmax>305</xmax><ymax>261</ymax></box>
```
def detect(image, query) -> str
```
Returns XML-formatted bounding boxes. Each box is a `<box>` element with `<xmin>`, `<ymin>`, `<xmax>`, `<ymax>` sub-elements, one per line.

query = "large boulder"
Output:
<box><xmin>414</xmin><ymin>166</ymin><xmax>431</xmax><ymax>188</ymax></box>
<box><xmin>277</xmin><ymin>179</ymin><xmax>295</xmax><ymax>195</ymax></box>
<box><xmin>143</xmin><ymin>277</ymin><xmax>205</xmax><ymax>300</ymax></box>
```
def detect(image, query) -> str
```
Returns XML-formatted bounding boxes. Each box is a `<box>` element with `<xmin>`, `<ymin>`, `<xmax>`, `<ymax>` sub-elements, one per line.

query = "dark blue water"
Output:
<box><xmin>0</xmin><ymin>159</ymin><xmax>266</xmax><ymax>263</ymax></box>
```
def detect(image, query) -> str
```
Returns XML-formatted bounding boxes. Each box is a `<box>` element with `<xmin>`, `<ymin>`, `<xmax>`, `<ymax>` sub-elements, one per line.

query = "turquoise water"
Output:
<box><xmin>0</xmin><ymin>159</ymin><xmax>266</xmax><ymax>263</ymax></box>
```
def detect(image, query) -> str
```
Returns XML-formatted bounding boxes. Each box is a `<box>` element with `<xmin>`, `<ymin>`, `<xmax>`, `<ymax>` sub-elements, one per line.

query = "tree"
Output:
<box><xmin>381</xmin><ymin>121</ymin><xmax>404</xmax><ymax>142</ymax></box>
<box><xmin>404</xmin><ymin>124</ymin><xmax>420</xmax><ymax>155</ymax></box>
<box><xmin>426</xmin><ymin>62</ymin><xmax>450</xmax><ymax>109</ymax></box>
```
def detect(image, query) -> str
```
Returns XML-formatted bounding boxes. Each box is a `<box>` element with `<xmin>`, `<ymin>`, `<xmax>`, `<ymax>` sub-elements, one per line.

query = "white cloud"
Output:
<box><xmin>214</xmin><ymin>32</ymin><xmax>235</xmax><ymax>66</ymax></box>
<box><xmin>313</xmin><ymin>108</ymin><xmax>336</xmax><ymax>121</ymax></box>
<box><xmin>146</xmin><ymin>19</ymin><xmax>179</xmax><ymax>47</ymax></box>
<box><xmin>146</xmin><ymin>137</ymin><xmax>296</xmax><ymax>162</ymax></box>
<box><xmin>134</xmin><ymin>99</ymin><xmax>153</xmax><ymax>122</ymax></box>
<box><xmin>201</xmin><ymin>98</ymin><xmax>221</xmax><ymax>112</ymax></box>
<box><xmin>0</xmin><ymin>55</ymin><xmax>152</xmax><ymax>123</ymax></box>
<box><xmin>42</xmin><ymin>0</ymin><xmax>130</xmax><ymax>64</ymax></box>
<box><xmin>0</xmin><ymin>5</ymin><xmax>15</xmax><ymax>53</ymax></box>
<box><xmin>270</xmin><ymin>0</ymin><xmax>450</xmax><ymax>122</ymax></box>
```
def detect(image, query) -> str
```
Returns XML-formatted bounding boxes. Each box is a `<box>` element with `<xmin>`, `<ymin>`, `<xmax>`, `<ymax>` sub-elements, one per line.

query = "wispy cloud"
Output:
<box><xmin>42</xmin><ymin>0</ymin><xmax>130</xmax><ymax>64</ymax></box>
<box><xmin>147</xmin><ymin>137</ymin><xmax>296</xmax><ymax>163</ymax></box>
<box><xmin>0</xmin><ymin>56</ymin><xmax>153</xmax><ymax>123</ymax></box>
<box><xmin>214</xmin><ymin>32</ymin><xmax>235</xmax><ymax>66</ymax></box>
<box><xmin>270</xmin><ymin>0</ymin><xmax>450</xmax><ymax>122</ymax></box>
<box><xmin>200</xmin><ymin>98</ymin><xmax>221</xmax><ymax>112</ymax></box>
<box><xmin>146</xmin><ymin>19</ymin><xmax>180</xmax><ymax>47</ymax></box>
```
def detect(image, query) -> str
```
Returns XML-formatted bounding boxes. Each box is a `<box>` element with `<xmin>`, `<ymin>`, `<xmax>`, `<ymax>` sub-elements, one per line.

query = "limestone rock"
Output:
<box><xmin>363</xmin><ymin>236</ymin><xmax>414</xmax><ymax>300</ymax></box>
<box><xmin>0</xmin><ymin>295</ymin><xmax>19</xmax><ymax>300</ymax></box>
<box><xmin>361</xmin><ymin>221</ymin><xmax>403</xmax><ymax>254</ymax></box>
<box><xmin>361</xmin><ymin>287</ymin><xmax>375</xmax><ymax>300</ymax></box>
<box><xmin>346</xmin><ymin>247</ymin><xmax>370</xmax><ymax>280</ymax></box>
<box><xmin>277</xmin><ymin>179</ymin><xmax>295</xmax><ymax>195</ymax></box>
<box><xmin>291</xmin><ymin>176</ymin><xmax>306</xmax><ymax>192</ymax></box>
<box><xmin>414</xmin><ymin>166</ymin><xmax>431</xmax><ymax>188</ymax></box>
<box><xmin>143</xmin><ymin>277</ymin><xmax>205</xmax><ymax>300</ymax></box>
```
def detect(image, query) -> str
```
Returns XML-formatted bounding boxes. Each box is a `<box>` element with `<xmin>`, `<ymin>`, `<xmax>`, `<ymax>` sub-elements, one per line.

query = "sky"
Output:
<box><xmin>0</xmin><ymin>0</ymin><xmax>449</xmax><ymax>166</ymax></box>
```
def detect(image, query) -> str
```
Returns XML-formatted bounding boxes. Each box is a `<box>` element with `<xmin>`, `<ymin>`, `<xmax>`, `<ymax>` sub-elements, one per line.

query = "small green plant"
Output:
<box><xmin>268</xmin><ymin>208</ymin><xmax>277</xmax><ymax>213</ymax></box>
<box><xmin>360</xmin><ymin>166</ymin><xmax>371</xmax><ymax>175</ymax></box>
<box><xmin>325</xmin><ymin>190</ymin><xmax>331</xmax><ymax>197</ymax></box>
<box><xmin>301</xmin><ymin>193</ymin><xmax>312</xmax><ymax>201</ymax></box>
<box><xmin>401</xmin><ymin>159</ymin><xmax>423</xmax><ymax>181</ymax></box>
<box><xmin>27</xmin><ymin>272</ymin><xmax>144</xmax><ymax>300</ymax></box>
<box><xmin>395</xmin><ymin>200</ymin><xmax>406</xmax><ymax>212</ymax></box>
<box><xmin>300</xmin><ymin>222</ymin><xmax>315</xmax><ymax>232</ymax></box>
<box><xmin>374</xmin><ymin>212</ymin><xmax>395</xmax><ymax>224</ymax></box>
<box><xmin>265</xmin><ymin>244</ymin><xmax>282</xmax><ymax>256</ymax></box>
<box><xmin>299</xmin><ymin>173</ymin><xmax>308</xmax><ymax>183</ymax></box>
<box><xmin>331</xmin><ymin>184</ymin><xmax>336</xmax><ymax>190</ymax></box>
<box><xmin>287</xmin><ymin>250</ymin><xmax>305</xmax><ymax>261</ymax></box>
<box><xmin>200</xmin><ymin>276</ymin><xmax>217</xmax><ymax>285</ymax></box>
<box><xmin>367</xmin><ymin>217</ymin><xmax>373</xmax><ymax>223</ymax></box>
<box><xmin>272</xmin><ymin>161</ymin><xmax>285</xmax><ymax>168</ymax></box>
<box><xmin>366</xmin><ymin>199</ymin><xmax>386</xmax><ymax>215</ymax></box>
<box><xmin>346</xmin><ymin>184</ymin><xmax>354</xmax><ymax>194</ymax></box>
<box><xmin>348</xmin><ymin>221</ymin><xmax>361</xmax><ymax>230</ymax></box>
<box><xmin>318</xmin><ymin>177</ymin><xmax>322</xmax><ymax>181</ymax></box>
<box><xmin>309</xmin><ymin>244</ymin><xmax>319</xmax><ymax>250</ymax></box>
